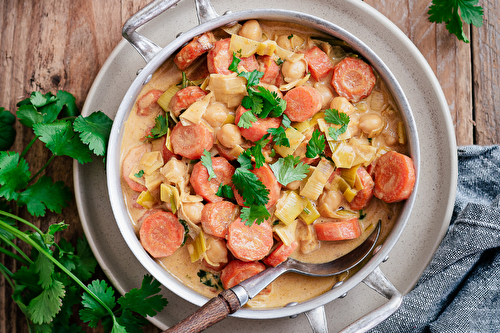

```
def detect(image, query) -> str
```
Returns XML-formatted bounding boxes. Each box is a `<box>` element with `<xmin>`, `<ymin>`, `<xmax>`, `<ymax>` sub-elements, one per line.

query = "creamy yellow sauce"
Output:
<box><xmin>120</xmin><ymin>20</ymin><xmax>408</xmax><ymax>309</ymax></box>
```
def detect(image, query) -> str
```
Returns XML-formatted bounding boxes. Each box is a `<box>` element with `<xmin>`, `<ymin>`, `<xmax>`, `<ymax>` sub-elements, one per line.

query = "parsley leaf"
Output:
<box><xmin>228</xmin><ymin>53</ymin><xmax>241</xmax><ymax>72</ymax></box>
<box><xmin>200</xmin><ymin>150</ymin><xmax>216</xmax><ymax>181</ymax></box>
<box><xmin>17</xmin><ymin>176</ymin><xmax>72</xmax><ymax>217</ymax></box>
<box><xmin>324</xmin><ymin>108</ymin><xmax>350</xmax><ymax>140</ymax></box>
<box><xmin>428</xmin><ymin>0</ymin><xmax>484</xmax><ymax>43</ymax></box>
<box><xmin>73</xmin><ymin>111</ymin><xmax>113</xmax><ymax>156</ymax></box>
<box><xmin>270</xmin><ymin>155</ymin><xmax>309</xmax><ymax>186</ymax></box>
<box><xmin>144</xmin><ymin>114</ymin><xmax>168</xmax><ymax>140</ymax></box>
<box><xmin>237</xmin><ymin>151</ymin><xmax>253</xmax><ymax>170</ymax></box>
<box><xmin>305</xmin><ymin>129</ymin><xmax>326</xmax><ymax>159</ymax></box>
<box><xmin>240</xmin><ymin>205</ymin><xmax>271</xmax><ymax>226</ymax></box>
<box><xmin>0</xmin><ymin>107</ymin><xmax>16</xmax><ymax>150</ymax></box>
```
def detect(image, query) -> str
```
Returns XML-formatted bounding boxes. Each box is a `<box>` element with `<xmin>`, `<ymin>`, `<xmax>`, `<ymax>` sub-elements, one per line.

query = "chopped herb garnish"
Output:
<box><xmin>197</xmin><ymin>270</ymin><xmax>223</xmax><ymax>290</ymax></box>
<box><xmin>201</xmin><ymin>149</ymin><xmax>216</xmax><ymax>181</ymax></box>
<box><xmin>216</xmin><ymin>183</ymin><xmax>234</xmax><ymax>200</ymax></box>
<box><xmin>179</xmin><ymin>219</ymin><xmax>189</xmax><ymax>246</ymax></box>
<box><xmin>145</xmin><ymin>114</ymin><xmax>168</xmax><ymax>139</ymax></box>
<box><xmin>270</xmin><ymin>155</ymin><xmax>309</xmax><ymax>186</ymax></box>
<box><xmin>305</xmin><ymin>129</ymin><xmax>326</xmax><ymax>159</ymax></box>
<box><xmin>134</xmin><ymin>170</ymin><xmax>145</xmax><ymax>178</ymax></box>
<box><xmin>324</xmin><ymin>108</ymin><xmax>350</xmax><ymax>140</ymax></box>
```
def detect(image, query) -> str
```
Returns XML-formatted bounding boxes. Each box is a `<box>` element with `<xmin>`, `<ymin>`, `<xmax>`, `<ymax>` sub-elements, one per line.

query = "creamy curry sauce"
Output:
<box><xmin>119</xmin><ymin>20</ymin><xmax>411</xmax><ymax>308</ymax></box>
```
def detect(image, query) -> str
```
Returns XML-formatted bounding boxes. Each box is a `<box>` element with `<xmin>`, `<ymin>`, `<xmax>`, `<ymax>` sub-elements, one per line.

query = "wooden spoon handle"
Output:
<box><xmin>163</xmin><ymin>289</ymin><xmax>242</xmax><ymax>333</ymax></box>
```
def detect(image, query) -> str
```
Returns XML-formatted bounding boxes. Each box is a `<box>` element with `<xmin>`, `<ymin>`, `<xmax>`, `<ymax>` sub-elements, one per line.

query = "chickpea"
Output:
<box><xmin>282</xmin><ymin>59</ymin><xmax>306</xmax><ymax>83</ymax></box>
<box><xmin>317</xmin><ymin>190</ymin><xmax>343</xmax><ymax>217</ymax></box>
<box><xmin>286</xmin><ymin>180</ymin><xmax>301</xmax><ymax>191</ymax></box>
<box><xmin>330</xmin><ymin>96</ymin><xmax>355</xmax><ymax>115</ymax></box>
<box><xmin>359</xmin><ymin>113</ymin><xmax>385</xmax><ymax>137</ymax></box>
<box><xmin>217</xmin><ymin>124</ymin><xmax>243</xmax><ymax>148</ymax></box>
<box><xmin>203</xmin><ymin>102</ymin><xmax>229</xmax><ymax>127</ymax></box>
<box><xmin>276</xmin><ymin>34</ymin><xmax>293</xmax><ymax>50</ymax></box>
<box><xmin>239</xmin><ymin>20</ymin><xmax>262</xmax><ymax>41</ymax></box>
<box><xmin>182</xmin><ymin>202</ymin><xmax>204</xmax><ymax>224</ymax></box>
<box><xmin>205</xmin><ymin>237</ymin><xmax>228</xmax><ymax>266</ymax></box>
<box><xmin>314</xmin><ymin>83</ymin><xmax>334</xmax><ymax>109</ymax></box>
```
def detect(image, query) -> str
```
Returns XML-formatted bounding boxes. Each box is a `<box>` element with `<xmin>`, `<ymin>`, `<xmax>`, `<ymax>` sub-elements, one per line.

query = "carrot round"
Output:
<box><xmin>139</xmin><ymin>211</ymin><xmax>185</xmax><ymax>258</ymax></box>
<box><xmin>234</xmin><ymin>163</ymin><xmax>281</xmax><ymax>208</ymax></box>
<box><xmin>331</xmin><ymin>57</ymin><xmax>376</xmax><ymax>103</ymax></box>
<box><xmin>373</xmin><ymin>151</ymin><xmax>416</xmax><ymax>203</ymax></box>
<box><xmin>174</xmin><ymin>32</ymin><xmax>216</xmax><ymax>70</ymax></box>
<box><xmin>201</xmin><ymin>201</ymin><xmax>239</xmax><ymax>238</ymax></box>
<box><xmin>235</xmin><ymin>105</ymin><xmax>281</xmax><ymax>142</ymax></box>
<box><xmin>207</xmin><ymin>38</ymin><xmax>258</xmax><ymax>75</ymax></box>
<box><xmin>226</xmin><ymin>218</ymin><xmax>273</xmax><ymax>262</ymax></box>
<box><xmin>170</xmin><ymin>122</ymin><xmax>214</xmax><ymax>159</ymax></box>
<box><xmin>190</xmin><ymin>156</ymin><xmax>235</xmax><ymax>203</ymax></box>
<box><xmin>349</xmin><ymin>166</ymin><xmax>375</xmax><ymax>211</ymax></box>
<box><xmin>258</xmin><ymin>55</ymin><xmax>281</xmax><ymax>85</ymax></box>
<box><xmin>122</xmin><ymin>144</ymin><xmax>150</xmax><ymax>192</ymax></box>
<box><xmin>283</xmin><ymin>86</ymin><xmax>323</xmax><ymax>122</ymax></box>
<box><xmin>263</xmin><ymin>241</ymin><xmax>298</xmax><ymax>267</ymax></box>
<box><xmin>304</xmin><ymin>46</ymin><xmax>334</xmax><ymax>81</ymax></box>
<box><xmin>314</xmin><ymin>218</ymin><xmax>362</xmax><ymax>241</ymax></box>
<box><xmin>136</xmin><ymin>89</ymin><xmax>163</xmax><ymax>116</ymax></box>
<box><xmin>168</xmin><ymin>86</ymin><xmax>207</xmax><ymax>115</ymax></box>
<box><xmin>220</xmin><ymin>260</ymin><xmax>266</xmax><ymax>289</ymax></box>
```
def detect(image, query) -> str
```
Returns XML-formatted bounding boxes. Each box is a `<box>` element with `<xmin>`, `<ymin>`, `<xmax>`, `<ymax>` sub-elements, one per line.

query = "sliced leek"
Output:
<box><xmin>144</xmin><ymin>170</ymin><xmax>163</xmax><ymax>193</ymax></box>
<box><xmin>136</xmin><ymin>190</ymin><xmax>156</xmax><ymax>209</ymax></box>
<box><xmin>157</xmin><ymin>84</ymin><xmax>181</xmax><ymax>112</ymax></box>
<box><xmin>206</xmin><ymin>73</ymin><xmax>247</xmax><ymax>108</ymax></box>
<box><xmin>275</xmin><ymin>191</ymin><xmax>307</xmax><ymax>226</ymax></box>
<box><xmin>161</xmin><ymin>158</ymin><xmax>188</xmax><ymax>184</ymax></box>
<box><xmin>139</xmin><ymin>151</ymin><xmax>164</xmax><ymax>175</ymax></box>
<box><xmin>273</xmin><ymin>219</ymin><xmax>298</xmax><ymax>246</ymax></box>
<box><xmin>160</xmin><ymin>183</ymin><xmax>180</xmax><ymax>214</ymax></box>
<box><xmin>179</xmin><ymin>92</ymin><xmax>212</xmax><ymax>126</ymax></box>
<box><xmin>188</xmin><ymin>229</ymin><xmax>207</xmax><ymax>263</ymax></box>
<box><xmin>300</xmin><ymin>158</ymin><xmax>335</xmax><ymax>200</ymax></box>
<box><xmin>340</xmin><ymin>165</ymin><xmax>360</xmax><ymax>188</ymax></box>
<box><xmin>274</xmin><ymin>126</ymin><xmax>305</xmax><ymax>157</ymax></box>
<box><xmin>330</xmin><ymin>141</ymin><xmax>356</xmax><ymax>169</ymax></box>
<box><xmin>279</xmin><ymin>73</ymin><xmax>311</xmax><ymax>92</ymax></box>
<box><xmin>299</xmin><ymin>199</ymin><xmax>320</xmax><ymax>225</ymax></box>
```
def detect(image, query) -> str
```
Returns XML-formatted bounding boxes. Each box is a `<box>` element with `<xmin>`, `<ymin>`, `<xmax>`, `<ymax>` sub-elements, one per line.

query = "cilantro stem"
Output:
<box><xmin>28</xmin><ymin>154</ymin><xmax>56</xmax><ymax>184</ymax></box>
<box><xmin>0</xmin><ymin>239</ymin><xmax>31</xmax><ymax>265</ymax></box>
<box><xmin>0</xmin><ymin>210</ymin><xmax>43</xmax><ymax>235</ymax></box>
<box><xmin>0</xmin><ymin>231</ymin><xmax>33</xmax><ymax>265</ymax></box>
<box><xmin>20</xmin><ymin>137</ymin><xmax>38</xmax><ymax>159</ymax></box>
<box><xmin>0</xmin><ymin>263</ymin><xmax>15</xmax><ymax>289</ymax></box>
<box><xmin>0</xmin><ymin>218</ymin><xmax>117</xmax><ymax>322</ymax></box>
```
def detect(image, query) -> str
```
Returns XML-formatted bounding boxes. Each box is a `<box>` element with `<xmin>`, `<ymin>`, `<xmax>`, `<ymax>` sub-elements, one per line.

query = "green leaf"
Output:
<box><xmin>324</xmin><ymin>108</ymin><xmax>350</xmax><ymax>140</ymax></box>
<box><xmin>33</xmin><ymin>251</ymin><xmax>55</xmax><ymax>289</ymax></box>
<box><xmin>305</xmin><ymin>129</ymin><xmax>325</xmax><ymax>159</ymax></box>
<box><xmin>270</xmin><ymin>155</ymin><xmax>309</xmax><ymax>186</ymax></box>
<box><xmin>240</xmin><ymin>205</ymin><xmax>270</xmax><ymax>226</ymax></box>
<box><xmin>200</xmin><ymin>150</ymin><xmax>217</xmax><ymax>181</ymax></box>
<box><xmin>236</xmin><ymin>150</ymin><xmax>253</xmax><ymax>170</ymax></box>
<box><xmin>248</xmin><ymin>136</ymin><xmax>269</xmax><ymax>169</ymax></box>
<box><xmin>80</xmin><ymin>279</ymin><xmax>116</xmax><ymax>328</ymax></box>
<box><xmin>460</xmin><ymin>0</ymin><xmax>484</xmax><ymax>27</ymax></box>
<box><xmin>0</xmin><ymin>107</ymin><xmax>16</xmax><ymax>150</ymax></box>
<box><xmin>116</xmin><ymin>309</ymin><xmax>148</xmax><ymax>333</ymax></box>
<box><xmin>0</xmin><ymin>151</ymin><xmax>31</xmax><ymax>201</ymax></box>
<box><xmin>28</xmin><ymin>279</ymin><xmax>65</xmax><ymax>324</ymax></box>
<box><xmin>16</xmin><ymin>104</ymin><xmax>44</xmax><ymax>128</ymax></box>
<box><xmin>267</xmin><ymin>126</ymin><xmax>290</xmax><ymax>148</ymax></box>
<box><xmin>143</xmin><ymin>114</ymin><xmax>168</xmax><ymax>141</ymax></box>
<box><xmin>237</xmin><ymin>110</ymin><xmax>257</xmax><ymax>129</ymax></box>
<box><xmin>30</xmin><ymin>91</ymin><xmax>58</xmax><ymax>109</ymax></box>
<box><xmin>228</xmin><ymin>53</ymin><xmax>241</xmax><ymax>72</ymax></box>
<box><xmin>73</xmin><ymin>236</ymin><xmax>98</xmax><ymax>281</ymax></box>
<box><xmin>55</xmin><ymin>90</ymin><xmax>78</xmax><ymax>118</ymax></box>
<box><xmin>117</xmin><ymin>274</ymin><xmax>168</xmax><ymax>317</ymax></box>
<box><xmin>73</xmin><ymin>111</ymin><xmax>113</xmax><ymax>156</ymax></box>
<box><xmin>34</xmin><ymin>120</ymin><xmax>93</xmax><ymax>163</ymax></box>
<box><xmin>238</xmin><ymin>70</ymin><xmax>264</xmax><ymax>88</ymax></box>
<box><xmin>232</xmin><ymin>168</ymin><xmax>269</xmax><ymax>207</ymax></box>
<box><xmin>216</xmin><ymin>183</ymin><xmax>234</xmax><ymax>200</ymax></box>
<box><xmin>241</xmin><ymin>94</ymin><xmax>263</xmax><ymax>116</ymax></box>
<box><xmin>17</xmin><ymin>176</ymin><xmax>72</xmax><ymax>217</ymax></box>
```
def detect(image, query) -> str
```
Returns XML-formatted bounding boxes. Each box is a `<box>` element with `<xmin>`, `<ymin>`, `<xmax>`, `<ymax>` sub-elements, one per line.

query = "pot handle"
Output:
<box><xmin>338</xmin><ymin>266</ymin><xmax>402</xmax><ymax>333</ymax></box>
<box><xmin>304</xmin><ymin>306</ymin><xmax>328</xmax><ymax>333</ymax></box>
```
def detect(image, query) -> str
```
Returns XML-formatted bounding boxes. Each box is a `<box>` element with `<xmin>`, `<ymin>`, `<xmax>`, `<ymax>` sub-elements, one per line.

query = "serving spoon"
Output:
<box><xmin>164</xmin><ymin>222</ymin><xmax>381</xmax><ymax>333</ymax></box>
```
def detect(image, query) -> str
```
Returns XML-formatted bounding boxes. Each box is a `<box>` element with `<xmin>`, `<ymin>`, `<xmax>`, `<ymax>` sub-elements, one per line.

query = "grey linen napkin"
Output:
<box><xmin>370</xmin><ymin>145</ymin><xmax>500</xmax><ymax>332</ymax></box>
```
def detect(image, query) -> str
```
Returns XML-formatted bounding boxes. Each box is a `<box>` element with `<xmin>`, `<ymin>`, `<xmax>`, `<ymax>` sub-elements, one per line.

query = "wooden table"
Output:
<box><xmin>0</xmin><ymin>0</ymin><xmax>498</xmax><ymax>331</ymax></box>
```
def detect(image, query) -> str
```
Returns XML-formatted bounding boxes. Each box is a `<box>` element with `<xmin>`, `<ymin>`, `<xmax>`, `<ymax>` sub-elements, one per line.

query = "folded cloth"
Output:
<box><xmin>370</xmin><ymin>145</ymin><xmax>500</xmax><ymax>333</ymax></box>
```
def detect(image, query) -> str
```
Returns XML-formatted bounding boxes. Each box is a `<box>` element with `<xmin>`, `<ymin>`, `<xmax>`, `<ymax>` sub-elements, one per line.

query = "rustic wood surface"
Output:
<box><xmin>0</xmin><ymin>0</ymin><xmax>498</xmax><ymax>332</ymax></box>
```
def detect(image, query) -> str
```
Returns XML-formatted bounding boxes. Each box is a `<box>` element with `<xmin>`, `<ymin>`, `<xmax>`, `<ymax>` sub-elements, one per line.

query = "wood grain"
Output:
<box><xmin>0</xmin><ymin>0</ymin><xmax>497</xmax><ymax>332</ymax></box>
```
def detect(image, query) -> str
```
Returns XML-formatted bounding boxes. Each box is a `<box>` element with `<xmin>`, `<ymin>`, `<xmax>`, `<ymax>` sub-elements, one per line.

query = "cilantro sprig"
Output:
<box><xmin>325</xmin><ymin>108</ymin><xmax>350</xmax><ymax>141</ymax></box>
<box><xmin>270</xmin><ymin>155</ymin><xmax>309</xmax><ymax>186</ymax></box>
<box><xmin>201</xmin><ymin>149</ymin><xmax>217</xmax><ymax>181</ymax></box>
<box><xmin>428</xmin><ymin>0</ymin><xmax>484</xmax><ymax>43</ymax></box>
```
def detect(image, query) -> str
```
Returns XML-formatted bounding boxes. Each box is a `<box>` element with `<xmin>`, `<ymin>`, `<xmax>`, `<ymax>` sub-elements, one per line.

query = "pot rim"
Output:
<box><xmin>106</xmin><ymin>8</ymin><xmax>420</xmax><ymax>319</ymax></box>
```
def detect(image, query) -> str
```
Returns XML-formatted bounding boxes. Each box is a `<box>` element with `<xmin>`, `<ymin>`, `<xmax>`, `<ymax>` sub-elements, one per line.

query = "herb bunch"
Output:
<box><xmin>0</xmin><ymin>91</ymin><xmax>168</xmax><ymax>332</ymax></box>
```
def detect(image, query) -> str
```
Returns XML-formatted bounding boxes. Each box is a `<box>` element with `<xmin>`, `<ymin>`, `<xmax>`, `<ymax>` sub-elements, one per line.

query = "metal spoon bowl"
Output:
<box><xmin>165</xmin><ymin>222</ymin><xmax>381</xmax><ymax>333</ymax></box>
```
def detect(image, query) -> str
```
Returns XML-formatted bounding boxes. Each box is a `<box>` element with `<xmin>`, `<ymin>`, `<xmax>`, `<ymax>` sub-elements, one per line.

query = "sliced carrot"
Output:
<box><xmin>122</xmin><ymin>144</ymin><xmax>150</xmax><ymax>192</ymax></box>
<box><xmin>136</xmin><ymin>89</ymin><xmax>163</xmax><ymax>116</ymax></box>
<box><xmin>235</xmin><ymin>105</ymin><xmax>281</xmax><ymax>142</ymax></box>
<box><xmin>239</xmin><ymin>54</ymin><xmax>259</xmax><ymax>72</ymax></box>
<box><xmin>314</xmin><ymin>218</ymin><xmax>362</xmax><ymax>241</ymax></box>
<box><xmin>258</xmin><ymin>55</ymin><xmax>281</xmax><ymax>85</ymax></box>
<box><xmin>215</xmin><ymin>143</ymin><xmax>237</xmax><ymax>161</ymax></box>
<box><xmin>207</xmin><ymin>38</ymin><xmax>259</xmax><ymax>75</ymax></box>
<box><xmin>139</xmin><ymin>211</ymin><xmax>185</xmax><ymax>258</ymax></box>
<box><xmin>304</xmin><ymin>46</ymin><xmax>333</xmax><ymax>81</ymax></box>
<box><xmin>201</xmin><ymin>201</ymin><xmax>239</xmax><ymax>238</ymax></box>
<box><xmin>263</xmin><ymin>241</ymin><xmax>298</xmax><ymax>267</ymax></box>
<box><xmin>151</xmin><ymin>135</ymin><xmax>178</xmax><ymax>163</ymax></box>
<box><xmin>331</xmin><ymin>57</ymin><xmax>376</xmax><ymax>103</ymax></box>
<box><xmin>190</xmin><ymin>156</ymin><xmax>235</xmax><ymax>203</ymax></box>
<box><xmin>170</xmin><ymin>122</ymin><xmax>214</xmax><ymax>159</ymax></box>
<box><xmin>174</xmin><ymin>32</ymin><xmax>216</xmax><ymax>70</ymax></box>
<box><xmin>349</xmin><ymin>166</ymin><xmax>375</xmax><ymax>211</ymax></box>
<box><xmin>227</xmin><ymin>218</ymin><xmax>273</xmax><ymax>262</ymax></box>
<box><xmin>373</xmin><ymin>151</ymin><xmax>415</xmax><ymax>203</ymax></box>
<box><xmin>168</xmin><ymin>86</ymin><xmax>207</xmax><ymax>115</ymax></box>
<box><xmin>234</xmin><ymin>163</ymin><xmax>281</xmax><ymax>208</ymax></box>
<box><xmin>220</xmin><ymin>260</ymin><xmax>266</xmax><ymax>289</ymax></box>
<box><xmin>283</xmin><ymin>86</ymin><xmax>323</xmax><ymax>122</ymax></box>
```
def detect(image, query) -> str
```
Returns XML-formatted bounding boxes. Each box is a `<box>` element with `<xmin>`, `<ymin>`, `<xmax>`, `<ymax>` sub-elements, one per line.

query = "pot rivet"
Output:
<box><xmin>382</xmin><ymin>255</ymin><xmax>389</xmax><ymax>263</ymax></box>
<box><xmin>176</xmin><ymin>32</ymin><xmax>183</xmax><ymax>38</ymax></box>
<box><xmin>373</xmin><ymin>244</ymin><xmax>383</xmax><ymax>255</ymax></box>
<box><xmin>339</xmin><ymin>292</ymin><xmax>348</xmax><ymax>299</ymax></box>
<box><xmin>136</xmin><ymin>68</ymin><xmax>143</xmax><ymax>75</ymax></box>
<box><xmin>285</xmin><ymin>302</ymin><xmax>298</xmax><ymax>318</ymax></box>
<box><xmin>143</xmin><ymin>73</ymin><xmax>153</xmax><ymax>85</ymax></box>
<box><xmin>332</xmin><ymin>281</ymin><xmax>343</xmax><ymax>289</ymax></box>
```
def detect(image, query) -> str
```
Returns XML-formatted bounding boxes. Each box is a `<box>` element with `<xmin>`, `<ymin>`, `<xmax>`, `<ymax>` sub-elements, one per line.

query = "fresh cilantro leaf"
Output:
<box><xmin>428</xmin><ymin>0</ymin><xmax>483</xmax><ymax>43</ymax></box>
<box><xmin>117</xmin><ymin>275</ymin><xmax>168</xmax><ymax>317</ymax></box>
<box><xmin>16</xmin><ymin>104</ymin><xmax>44</xmax><ymax>129</ymax></box>
<box><xmin>0</xmin><ymin>107</ymin><xmax>16</xmax><ymax>150</ymax></box>
<box><xmin>197</xmin><ymin>270</ymin><xmax>223</xmax><ymax>290</ymax></box>
<box><xmin>324</xmin><ymin>108</ymin><xmax>350</xmax><ymax>140</ymax></box>
<box><xmin>179</xmin><ymin>219</ymin><xmax>189</xmax><ymax>246</ymax></box>
<box><xmin>232</xmin><ymin>168</ymin><xmax>269</xmax><ymax>207</ymax></box>
<box><xmin>45</xmin><ymin>222</ymin><xmax>69</xmax><ymax>246</ymax></box>
<box><xmin>80</xmin><ymin>280</ymin><xmax>117</xmax><ymax>328</ymax></box>
<box><xmin>240</xmin><ymin>205</ymin><xmax>271</xmax><ymax>226</ymax></box>
<box><xmin>236</xmin><ymin>150</ymin><xmax>253</xmax><ymax>170</ymax></box>
<box><xmin>249</xmin><ymin>86</ymin><xmax>286</xmax><ymax>119</ymax></box>
<box><xmin>228</xmin><ymin>52</ymin><xmax>241</xmax><ymax>72</ymax></box>
<box><xmin>0</xmin><ymin>151</ymin><xmax>30</xmax><ymax>201</ymax></box>
<box><xmin>73</xmin><ymin>236</ymin><xmax>98</xmax><ymax>281</ymax></box>
<box><xmin>275</xmin><ymin>58</ymin><xmax>284</xmax><ymax>66</ymax></box>
<box><xmin>282</xmin><ymin>114</ymin><xmax>291</xmax><ymax>128</ymax></box>
<box><xmin>134</xmin><ymin>170</ymin><xmax>144</xmax><ymax>178</ymax></box>
<box><xmin>29</xmin><ymin>91</ymin><xmax>58</xmax><ymax>109</ymax></box>
<box><xmin>241</xmin><ymin>94</ymin><xmax>263</xmax><ymax>116</ymax></box>
<box><xmin>55</xmin><ymin>90</ymin><xmax>78</xmax><ymax>118</ymax></box>
<box><xmin>238</xmin><ymin>70</ymin><xmax>264</xmax><ymax>88</ymax></box>
<box><xmin>17</xmin><ymin>176</ymin><xmax>72</xmax><ymax>217</ymax></box>
<box><xmin>305</xmin><ymin>129</ymin><xmax>326</xmax><ymax>159</ymax></box>
<box><xmin>73</xmin><ymin>111</ymin><xmax>113</xmax><ymax>156</ymax></box>
<box><xmin>237</xmin><ymin>110</ymin><xmax>257</xmax><ymax>129</ymax></box>
<box><xmin>33</xmin><ymin>250</ymin><xmax>55</xmax><ymax>289</ymax></box>
<box><xmin>28</xmin><ymin>279</ymin><xmax>65</xmax><ymax>325</ymax></box>
<box><xmin>270</xmin><ymin>155</ymin><xmax>309</xmax><ymax>186</ymax></box>
<box><xmin>267</xmin><ymin>126</ymin><xmax>290</xmax><ymax>148</ymax></box>
<box><xmin>249</xmin><ymin>136</ymin><xmax>270</xmax><ymax>169</ymax></box>
<box><xmin>117</xmin><ymin>309</ymin><xmax>148</xmax><ymax>333</ymax></box>
<box><xmin>216</xmin><ymin>183</ymin><xmax>234</xmax><ymax>200</ymax></box>
<box><xmin>34</xmin><ymin>120</ymin><xmax>93</xmax><ymax>164</ymax></box>
<box><xmin>143</xmin><ymin>114</ymin><xmax>168</xmax><ymax>141</ymax></box>
<box><xmin>54</xmin><ymin>237</ymin><xmax>77</xmax><ymax>272</ymax></box>
<box><xmin>201</xmin><ymin>150</ymin><xmax>216</xmax><ymax>181</ymax></box>
<box><xmin>288</xmin><ymin>34</ymin><xmax>294</xmax><ymax>39</ymax></box>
